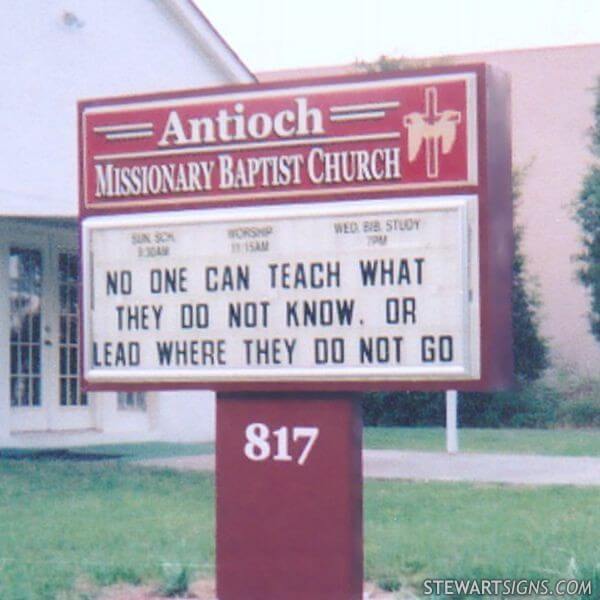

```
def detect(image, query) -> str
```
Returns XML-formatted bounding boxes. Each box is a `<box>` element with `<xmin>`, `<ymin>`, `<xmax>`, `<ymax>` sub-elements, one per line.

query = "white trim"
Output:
<box><xmin>94</xmin><ymin>131</ymin><xmax>401</xmax><ymax>161</ymax></box>
<box><xmin>159</xmin><ymin>0</ymin><xmax>255</xmax><ymax>84</ymax></box>
<box><xmin>330</xmin><ymin>101</ymin><xmax>401</xmax><ymax>113</ymax></box>
<box><xmin>329</xmin><ymin>111</ymin><xmax>386</xmax><ymax>122</ymax></box>
<box><xmin>94</xmin><ymin>123</ymin><xmax>154</xmax><ymax>133</ymax></box>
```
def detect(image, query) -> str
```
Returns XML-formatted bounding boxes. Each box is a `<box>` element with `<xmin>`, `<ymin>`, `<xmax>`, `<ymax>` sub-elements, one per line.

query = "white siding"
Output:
<box><xmin>0</xmin><ymin>0</ymin><xmax>251</xmax><ymax>217</ymax></box>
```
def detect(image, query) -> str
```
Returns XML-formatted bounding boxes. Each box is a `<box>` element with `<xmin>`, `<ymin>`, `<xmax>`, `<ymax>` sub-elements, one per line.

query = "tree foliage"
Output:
<box><xmin>355</xmin><ymin>54</ymin><xmax>452</xmax><ymax>73</ymax></box>
<box><xmin>574</xmin><ymin>78</ymin><xmax>600</xmax><ymax>342</ymax></box>
<box><xmin>511</xmin><ymin>168</ymin><xmax>550</xmax><ymax>381</ymax></box>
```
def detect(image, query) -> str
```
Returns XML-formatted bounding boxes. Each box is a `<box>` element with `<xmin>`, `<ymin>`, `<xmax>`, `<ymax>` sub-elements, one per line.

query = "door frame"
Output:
<box><xmin>2</xmin><ymin>219</ymin><xmax>95</xmax><ymax>433</ymax></box>
<box><xmin>49</xmin><ymin>229</ymin><xmax>96</xmax><ymax>431</ymax></box>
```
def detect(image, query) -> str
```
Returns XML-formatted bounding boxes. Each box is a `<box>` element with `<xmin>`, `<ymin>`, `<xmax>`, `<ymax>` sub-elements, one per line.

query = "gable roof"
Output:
<box><xmin>162</xmin><ymin>0</ymin><xmax>256</xmax><ymax>84</ymax></box>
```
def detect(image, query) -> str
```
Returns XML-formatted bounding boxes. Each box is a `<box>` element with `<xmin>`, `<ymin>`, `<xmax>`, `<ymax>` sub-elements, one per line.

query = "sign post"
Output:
<box><xmin>79</xmin><ymin>65</ymin><xmax>512</xmax><ymax>599</ymax></box>
<box><xmin>446</xmin><ymin>390</ymin><xmax>459</xmax><ymax>454</ymax></box>
<box><xmin>216</xmin><ymin>393</ymin><xmax>362</xmax><ymax>599</ymax></box>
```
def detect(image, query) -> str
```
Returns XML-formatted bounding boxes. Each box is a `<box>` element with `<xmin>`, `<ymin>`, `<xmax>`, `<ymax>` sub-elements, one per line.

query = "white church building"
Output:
<box><xmin>0</xmin><ymin>0</ymin><xmax>254</xmax><ymax>448</ymax></box>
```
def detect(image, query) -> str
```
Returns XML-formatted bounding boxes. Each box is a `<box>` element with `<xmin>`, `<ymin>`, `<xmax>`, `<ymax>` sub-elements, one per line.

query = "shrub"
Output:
<box><xmin>560</xmin><ymin>397</ymin><xmax>600</xmax><ymax>428</ymax></box>
<box><xmin>363</xmin><ymin>384</ymin><xmax>561</xmax><ymax>429</ymax></box>
<box><xmin>362</xmin><ymin>391</ymin><xmax>445</xmax><ymax>427</ymax></box>
<box><xmin>460</xmin><ymin>385</ymin><xmax>560</xmax><ymax>429</ymax></box>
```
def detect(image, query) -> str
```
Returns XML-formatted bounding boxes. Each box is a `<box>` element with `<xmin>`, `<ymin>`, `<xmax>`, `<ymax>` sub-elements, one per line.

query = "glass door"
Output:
<box><xmin>46</xmin><ymin>242</ymin><xmax>94</xmax><ymax>431</ymax></box>
<box><xmin>9</xmin><ymin>244</ymin><xmax>49</xmax><ymax>431</ymax></box>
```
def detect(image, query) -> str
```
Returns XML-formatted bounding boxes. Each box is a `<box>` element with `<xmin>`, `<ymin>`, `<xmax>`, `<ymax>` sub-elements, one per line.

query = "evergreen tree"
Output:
<box><xmin>511</xmin><ymin>168</ymin><xmax>550</xmax><ymax>381</ymax></box>
<box><xmin>574</xmin><ymin>78</ymin><xmax>600</xmax><ymax>342</ymax></box>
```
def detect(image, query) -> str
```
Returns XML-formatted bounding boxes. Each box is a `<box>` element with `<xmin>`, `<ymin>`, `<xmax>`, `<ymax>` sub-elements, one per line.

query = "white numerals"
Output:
<box><xmin>244</xmin><ymin>423</ymin><xmax>319</xmax><ymax>466</ymax></box>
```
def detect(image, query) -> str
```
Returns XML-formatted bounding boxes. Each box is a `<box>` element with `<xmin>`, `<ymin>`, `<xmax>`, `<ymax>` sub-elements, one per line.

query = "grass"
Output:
<box><xmin>0</xmin><ymin>441</ymin><xmax>214</xmax><ymax>462</ymax></box>
<box><xmin>364</xmin><ymin>480</ymin><xmax>600</xmax><ymax>593</ymax></box>
<box><xmin>1</xmin><ymin>458</ymin><xmax>599</xmax><ymax>599</ymax></box>
<box><xmin>0</xmin><ymin>461</ymin><xmax>214</xmax><ymax>600</ymax></box>
<box><xmin>363</xmin><ymin>426</ymin><xmax>600</xmax><ymax>456</ymax></box>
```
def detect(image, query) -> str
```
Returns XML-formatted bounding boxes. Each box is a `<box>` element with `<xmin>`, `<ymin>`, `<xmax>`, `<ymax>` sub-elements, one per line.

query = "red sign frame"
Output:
<box><xmin>78</xmin><ymin>64</ymin><xmax>513</xmax><ymax>393</ymax></box>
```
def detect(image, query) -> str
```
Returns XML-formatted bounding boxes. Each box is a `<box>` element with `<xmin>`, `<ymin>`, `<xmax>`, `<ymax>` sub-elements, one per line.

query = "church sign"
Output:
<box><xmin>79</xmin><ymin>64</ymin><xmax>511</xmax><ymax>599</ymax></box>
<box><xmin>79</xmin><ymin>65</ymin><xmax>512</xmax><ymax>392</ymax></box>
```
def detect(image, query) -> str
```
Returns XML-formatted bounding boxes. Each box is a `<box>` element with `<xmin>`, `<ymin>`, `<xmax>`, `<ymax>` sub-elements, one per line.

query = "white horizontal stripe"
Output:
<box><xmin>330</xmin><ymin>111</ymin><xmax>386</xmax><ymax>122</ymax></box>
<box><xmin>330</xmin><ymin>101</ymin><xmax>400</xmax><ymax>113</ymax></box>
<box><xmin>93</xmin><ymin>122</ymin><xmax>154</xmax><ymax>133</ymax></box>
<box><xmin>93</xmin><ymin>131</ymin><xmax>401</xmax><ymax>162</ymax></box>
<box><xmin>105</xmin><ymin>131</ymin><xmax>155</xmax><ymax>140</ymax></box>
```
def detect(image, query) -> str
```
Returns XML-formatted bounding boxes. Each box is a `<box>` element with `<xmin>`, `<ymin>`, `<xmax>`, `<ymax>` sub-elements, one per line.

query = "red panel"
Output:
<box><xmin>79</xmin><ymin>69</ymin><xmax>476</xmax><ymax>217</ymax></box>
<box><xmin>216</xmin><ymin>394</ymin><xmax>363</xmax><ymax>599</ymax></box>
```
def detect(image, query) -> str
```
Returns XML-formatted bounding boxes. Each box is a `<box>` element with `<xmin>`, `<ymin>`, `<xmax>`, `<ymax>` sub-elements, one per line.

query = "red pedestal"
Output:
<box><xmin>216</xmin><ymin>393</ymin><xmax>363</xmax><ymax>600</ymax></box>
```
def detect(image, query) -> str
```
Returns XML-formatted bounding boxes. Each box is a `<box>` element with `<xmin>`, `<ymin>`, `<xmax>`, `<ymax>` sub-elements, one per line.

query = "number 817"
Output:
<box><xmin>244</xmin><ymin>423</ymin><xmax>319</xmax><ymax>466</ymax></box>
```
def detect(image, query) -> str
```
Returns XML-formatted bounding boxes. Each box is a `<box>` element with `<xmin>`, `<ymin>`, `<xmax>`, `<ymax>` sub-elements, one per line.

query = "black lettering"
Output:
<box><xmin>285</xmin><ymin>299</ymin><xmax>354</xmax><ymax>327</ymax></box>
<box><xmin>92</xmin><ymin>341</ymin><xmax>139</xmax><ymax>366</ymax></box>
<box><xmin>150</xmin><ymin>267</ymin><xmax>188</xmax><ymax>293</ymax></box>
<box><xmin>385</xmin><ymin>297</ymin><xmax>416</xmax><ymax>324</ymax></box>
<box><xmin>206</xmin><ymin>265</ymin><xmax>250</xmax><ymax>291</ymax></box>
<box><xmin>156</xmin><ymin>339</ymin><xmax>226</xmax><ymax>366</ymax></box>
<box><xmin>359</xmin><ymin>260</ymin><xmax>378</xmax><ymax>286</ymax></box>
<box><xmin>228</xmin><ymin>301</ymin><xmax>269</xmax><ymax>328</ymax></box>
<box><xmin>314</xmin><ymin>337</ymin><xmax>344</xmax><ymax>364</ymax></box>
<box><xmin>359</xmin><ymin>336</ymin><xmax>403</xmax><ymax>364</ymax></box>
<box><xmin>180</xmin><ymin>303</ymin><xmax>209</xmax><ymax>329</ymax></box>
<box><xmin>440</xmin><ymin>335</ymin><xmax>453</xmax><ymax>362</ymax></box>
<box><xmin>421</xmin><ymin>336</ymin><xmax>436</xmax><ymax>362</ymax></box>
<box><xmin>106</xmin><ymin>270</ymin><xmax>131</xmax><ymax>295</ymax></box>
<box><xmin>421</xmin><ymin>335</ymin><xmax>454</xmax><ymax>363</ymax></box>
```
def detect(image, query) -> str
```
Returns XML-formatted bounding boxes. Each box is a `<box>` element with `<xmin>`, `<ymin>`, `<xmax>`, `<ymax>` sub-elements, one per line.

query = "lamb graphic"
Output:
<box><xmin>403</xmin><ymin>87</ymin><xmax>461</xmax><ymax>179</ymax></box>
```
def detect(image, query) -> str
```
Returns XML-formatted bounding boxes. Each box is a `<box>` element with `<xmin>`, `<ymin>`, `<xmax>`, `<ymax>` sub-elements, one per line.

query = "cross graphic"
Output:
<box><xmin>403</xmin><ymin>87</ymin><xmax>462</xmax><ymax>179</ymax></box>
<box><xmin>423</xmin><ymin>87</ymin><xmax>442</xmax><ymax>178</ymax></box>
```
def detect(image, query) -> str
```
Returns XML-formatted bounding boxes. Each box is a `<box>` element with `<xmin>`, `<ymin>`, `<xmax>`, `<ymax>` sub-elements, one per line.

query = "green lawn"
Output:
<box><xmin>0</xmin><ymin>459</ymin><xmax>599</xmax><ymax>599</ymax></box>
<box><xmin>363</xmin><ymin>426</ymin><xmax>600</xmax><ymax>456</ymax></box>
<box><xmin>0</xmin><ymin>441</ymin><xmax>214</xmax><ymax>463</ymax></box>
<box><xmin>364</xmin><ymin>480</ymin><xmax>600</xmax><ymax>593</ymax></box>
<box><xmin>0</xmin><ymin>461</ymin><xmax>214</xmax><ymax>600</ymax></box>
<box><xmin>5</xmin><ymin>426</ymin><xmax>600</xmax><ymax>469</ymax></box>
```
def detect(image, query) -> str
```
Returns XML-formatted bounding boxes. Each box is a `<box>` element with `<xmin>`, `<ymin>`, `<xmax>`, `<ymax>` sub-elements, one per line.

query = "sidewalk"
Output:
<box><xmin>138</xmin><ymin>450</ymin><xmax>600</xmax><ymax>486</ymax></box>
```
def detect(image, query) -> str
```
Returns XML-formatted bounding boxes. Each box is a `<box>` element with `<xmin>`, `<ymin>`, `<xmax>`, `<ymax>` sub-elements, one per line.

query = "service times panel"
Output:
<box><xmin>82</xmin><ymin>196</ymin><xmax>480</xmax><ymax>385</ymax></box>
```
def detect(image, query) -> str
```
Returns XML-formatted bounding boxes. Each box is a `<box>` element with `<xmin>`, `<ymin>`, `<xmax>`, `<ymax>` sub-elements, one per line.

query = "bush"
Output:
<box><xmin>363</xmin><ymin>384</ymin><xmax>561</xmax><ymax>429</ymax></box>
<box><xmin>559</xmin><ymin>396</ymin><xmax>600</xmax><ymax>428</ymax></box>
<box><xmin>362</xmin><ymin>391</ymin><xmax>445</xmax><ymax>426</ymax></box>
<box><xmin>460</xmin><ymin>385</ymin><xmax>560</xmax><ymax>429</ymax></box>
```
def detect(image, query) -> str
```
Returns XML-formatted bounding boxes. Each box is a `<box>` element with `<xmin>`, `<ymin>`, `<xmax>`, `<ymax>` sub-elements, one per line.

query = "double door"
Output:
<box><xmin>7</xmin><ymin>225</ymin><xmax>94</xmax><ymax>432</ymax></box>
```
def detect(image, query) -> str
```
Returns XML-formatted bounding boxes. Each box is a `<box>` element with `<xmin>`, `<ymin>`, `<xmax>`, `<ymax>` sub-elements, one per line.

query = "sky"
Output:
<box><xmin>198</xmin><ymin>0</ymin><xmax>600</xmax><ymax>72</ymax></box>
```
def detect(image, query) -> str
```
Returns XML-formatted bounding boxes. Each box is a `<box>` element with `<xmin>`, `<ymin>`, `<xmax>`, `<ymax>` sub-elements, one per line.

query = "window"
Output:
<box><xmin>117</xmin><ymin>392</ymin><xmax>147</xmax><ymax>411</ymax></box>
<box><xmin>9</xmin><ymin>248</ymin><xmax>42</xmax><ymax>407</ymax></box>
<box><xmin>58</xmin><ymin>253</ymin><xmax>87</xmax><ymax>406</ymax></box>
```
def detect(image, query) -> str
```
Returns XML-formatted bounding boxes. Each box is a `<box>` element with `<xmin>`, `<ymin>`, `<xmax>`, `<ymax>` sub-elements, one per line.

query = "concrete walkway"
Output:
<box><xmin>138</xmin><ymin>450</ymin><xmax>600</xmax><ymax>486</ymax></box>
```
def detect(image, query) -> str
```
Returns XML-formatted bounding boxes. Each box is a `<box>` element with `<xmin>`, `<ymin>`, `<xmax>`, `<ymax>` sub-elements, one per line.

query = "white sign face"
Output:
<box><xmin>82</xmin><ymin>196</ymin><xmax>480</xmax><ymax>384</ymax></box>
